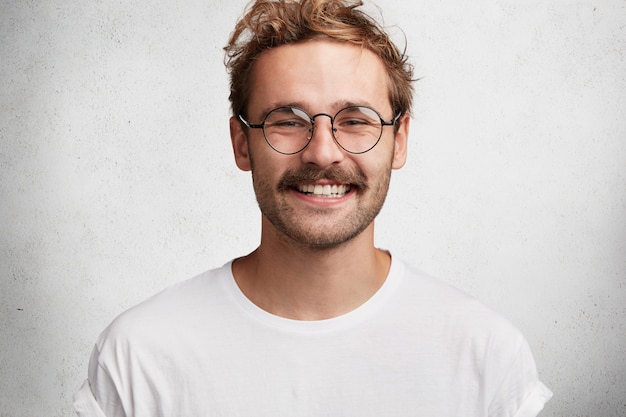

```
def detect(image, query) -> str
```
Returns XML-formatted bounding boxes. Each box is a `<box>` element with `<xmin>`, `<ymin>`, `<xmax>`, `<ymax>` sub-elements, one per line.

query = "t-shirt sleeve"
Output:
<box><xmin>73</xmin><ymin>344</ymin><xmax>127</xmax><ymax>417</ymax></box>
<box><xmin>488</xmin><ymin>337</ymin><xmax>552</xmax><ymax>417</ymax></box>
<box><xmin>512</xmin><ymin>381</ymin><xmax>553</xmax><ymax>417</ymax></box>
<box><xmin>73</xmin><ymin>379</ymin><xmax>108</xmax><ymax>417</ymax></box>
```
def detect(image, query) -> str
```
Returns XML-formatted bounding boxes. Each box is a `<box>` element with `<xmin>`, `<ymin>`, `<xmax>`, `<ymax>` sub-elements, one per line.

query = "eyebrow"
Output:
<box><xmin>259</xmin><ymin>99</ymin><xmax>377</xmax><ymax>118</ymax></box>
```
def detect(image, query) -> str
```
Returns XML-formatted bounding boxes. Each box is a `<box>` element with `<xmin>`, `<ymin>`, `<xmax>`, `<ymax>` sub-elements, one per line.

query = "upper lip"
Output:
<box><xmin>278</xmin><ymin>166</ymin><xmax>367</xmax><ymax>193</ymax></box>
<box><xmin>299</xmin><ymin>179</ymin><xmax>348</xmax><ymax>186</ymax></box>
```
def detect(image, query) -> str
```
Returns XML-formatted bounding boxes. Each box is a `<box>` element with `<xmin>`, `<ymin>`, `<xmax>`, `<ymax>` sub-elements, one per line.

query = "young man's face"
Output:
<box><xmin>230</xmin><ymin>39</ymin><xmax>408</xmax><ymax>250</ymax></box>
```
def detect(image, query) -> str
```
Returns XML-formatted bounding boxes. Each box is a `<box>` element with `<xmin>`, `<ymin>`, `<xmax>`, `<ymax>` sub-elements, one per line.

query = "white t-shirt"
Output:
<box><xmin>74</xmin><ymin>257</ymin><xmax>552</xmax><ymax>416</ymax></box>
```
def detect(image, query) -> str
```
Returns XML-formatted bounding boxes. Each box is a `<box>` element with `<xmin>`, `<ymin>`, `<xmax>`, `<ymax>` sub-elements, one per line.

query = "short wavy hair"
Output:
<box><xmin>224</xmin><ymin>0</ymin><xmax>414</xmax><ymax>121</ymax></box>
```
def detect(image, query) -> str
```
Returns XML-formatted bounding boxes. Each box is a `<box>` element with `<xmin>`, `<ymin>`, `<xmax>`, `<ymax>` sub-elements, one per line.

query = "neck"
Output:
<box><xmin>232</xmin><ymin>219</ymin><xmax>391</xmax><ymax>320</ymax></box>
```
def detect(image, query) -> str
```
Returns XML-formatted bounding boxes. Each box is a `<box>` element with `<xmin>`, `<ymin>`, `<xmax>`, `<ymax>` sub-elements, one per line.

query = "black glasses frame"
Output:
<box><xmin>238</xmin><ymin>105</ymin><xmax>401</xmax><ymax>155</ymax></box>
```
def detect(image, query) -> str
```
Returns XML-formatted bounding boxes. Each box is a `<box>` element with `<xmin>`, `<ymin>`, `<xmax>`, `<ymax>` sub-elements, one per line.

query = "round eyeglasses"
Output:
<box><xmin>238</xmin><ymin>106</ymin><xmax>401</xmax><ymax>155</ymax></box>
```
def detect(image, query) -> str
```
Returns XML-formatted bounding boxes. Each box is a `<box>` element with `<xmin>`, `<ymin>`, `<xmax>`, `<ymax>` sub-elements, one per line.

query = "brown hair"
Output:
<box><xmin>224</xmin><ymin>0</ymin><xmax>414</xmax><ymax>120</ymax></box>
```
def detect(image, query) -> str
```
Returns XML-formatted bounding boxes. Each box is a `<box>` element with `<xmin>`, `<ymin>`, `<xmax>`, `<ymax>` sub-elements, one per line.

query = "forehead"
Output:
<box><xmin>247</xmin><ymin>39</ymin><xmax>392</xmax><ymax>116</ymax></box>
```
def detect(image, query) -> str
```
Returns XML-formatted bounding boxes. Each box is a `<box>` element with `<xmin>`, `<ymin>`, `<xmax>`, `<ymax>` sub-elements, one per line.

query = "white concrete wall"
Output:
<box><xmin>1</xmin><ymin>0</ymin><xmax>624</xmax><ymax>415</ymax></box>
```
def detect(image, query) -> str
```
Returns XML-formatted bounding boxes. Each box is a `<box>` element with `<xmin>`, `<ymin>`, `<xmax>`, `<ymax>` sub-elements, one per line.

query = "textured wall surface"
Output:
<box><xmin>1</xmin><ymin>0</ymin><xmax>625</xmax><ymax>416</ymax></box>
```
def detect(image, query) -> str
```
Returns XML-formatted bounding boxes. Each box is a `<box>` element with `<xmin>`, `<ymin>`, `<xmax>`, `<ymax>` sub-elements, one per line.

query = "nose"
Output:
<box><xmin>299</xmin><ymin>113</ymin><xmax>345</xmax><ymax>168</ymax></box>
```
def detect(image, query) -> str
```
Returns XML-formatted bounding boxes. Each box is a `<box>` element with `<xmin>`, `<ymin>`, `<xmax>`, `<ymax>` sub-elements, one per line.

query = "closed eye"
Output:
<box><xmin>341</xmin><ymin>118</ymin><xmax>370</xmax><ymax>125</ymax></box>
<box><xmin>269</xmin><ymin>119</ymin><xmax>309</xmax><ymax>128</ymax></box>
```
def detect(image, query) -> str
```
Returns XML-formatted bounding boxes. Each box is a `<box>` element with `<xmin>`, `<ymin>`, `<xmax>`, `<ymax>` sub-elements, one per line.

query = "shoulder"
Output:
<box><xmin>396</xmin><ymin>259</ymin><xmax>513</xmax><ymax>316</ymax></box>
<box><xmin>94</xmin><ymin>262</ymin><xmax>233</xmax><ymax>353</ymax></box>
<box><xmin>390</xmin><ymin>258</ymin><xmax>526</xmax><ymax>351</ymax></box>
<box><xmin>390</xmin><ymin>260</ymin><xmax>551</xmax><ymax>414</ymax></box>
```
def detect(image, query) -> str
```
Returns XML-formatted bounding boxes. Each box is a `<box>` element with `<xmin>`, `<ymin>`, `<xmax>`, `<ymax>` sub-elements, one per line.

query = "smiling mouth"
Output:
<box><xmin>296</xmin><ymin>184</ymin><xmax>351</xmax><ymax>198</ymax></box>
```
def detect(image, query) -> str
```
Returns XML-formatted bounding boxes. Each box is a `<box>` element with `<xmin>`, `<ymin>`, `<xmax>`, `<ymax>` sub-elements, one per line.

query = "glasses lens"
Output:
<box><xmin>333</xmin><ymin>106</ymin><xmax>383</xmax><ymax>153</ymax></box>
<box><xmin>263</xmin><ymin>107</ymin><xmax>312</xmax><ymax>154</ymax></box>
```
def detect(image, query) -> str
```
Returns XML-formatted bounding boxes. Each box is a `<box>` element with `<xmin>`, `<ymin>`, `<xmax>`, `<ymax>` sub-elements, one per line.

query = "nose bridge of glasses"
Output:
<box><xmin>310</xmin><ymin>112</ymin><xmax>334</xmax><ymax>122</ymax></box>
<box><xmin>310</xmin><ymin>112</ymin><xmax>336</xmax><ymax>134</ymax></box>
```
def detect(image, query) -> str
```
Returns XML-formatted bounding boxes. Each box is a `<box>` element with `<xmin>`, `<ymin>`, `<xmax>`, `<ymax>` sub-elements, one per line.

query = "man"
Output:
<box><xmin>74</xmin><ymin>0</ymin><xmax>552</xmax><ymax>415</ymax></box>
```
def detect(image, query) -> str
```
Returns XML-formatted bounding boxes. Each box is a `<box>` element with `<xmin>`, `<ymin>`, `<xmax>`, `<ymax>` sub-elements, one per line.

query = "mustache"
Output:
<box><xmin>277</xmin><ymin>166</ymin><xmax>368</xmax><ymax>191</ymax></box>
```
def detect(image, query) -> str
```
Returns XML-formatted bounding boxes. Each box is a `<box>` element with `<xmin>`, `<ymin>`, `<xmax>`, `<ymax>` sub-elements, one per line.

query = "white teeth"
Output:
<box><xmin>297</xmin><ymin>184</ymin><xmax>350</xmax><ymax>198</ymax></box>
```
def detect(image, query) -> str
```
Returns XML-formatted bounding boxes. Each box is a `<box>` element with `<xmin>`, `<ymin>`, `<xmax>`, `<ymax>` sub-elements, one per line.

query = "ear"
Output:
<box><xmin>230</xmin><ymin>116</ymin><xmax>252</xmax><ymax>171</ymax></box>
<box><xmin>391</xmin><ymin>113</ymin><xmax>410</xmax><ymax>169</ymax></box>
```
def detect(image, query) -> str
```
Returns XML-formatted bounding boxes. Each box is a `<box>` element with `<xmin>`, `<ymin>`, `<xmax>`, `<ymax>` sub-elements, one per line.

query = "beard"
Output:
<box><xmin>251</xmin><ymin>162</ymin><xmax>392</xmax><ymax>250</ymax></box>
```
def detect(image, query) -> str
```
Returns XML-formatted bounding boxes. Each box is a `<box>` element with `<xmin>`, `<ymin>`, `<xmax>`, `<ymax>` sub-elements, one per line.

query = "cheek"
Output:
<box><xmin>357</xmin><ymin>150</ymin><xmax>395</xmax><ymax>177</ymax></box>
<box><xmin>249</xmin><ymin>150</ymin><xmax>293</xmax><ymax>184</ymax></box>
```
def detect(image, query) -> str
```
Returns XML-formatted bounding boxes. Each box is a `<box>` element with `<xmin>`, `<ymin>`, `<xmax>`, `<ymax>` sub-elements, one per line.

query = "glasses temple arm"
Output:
<box><xmin>238</xmin><ymin>114</ymin><xmax>264</xmax><ymax>129</ymax></box>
